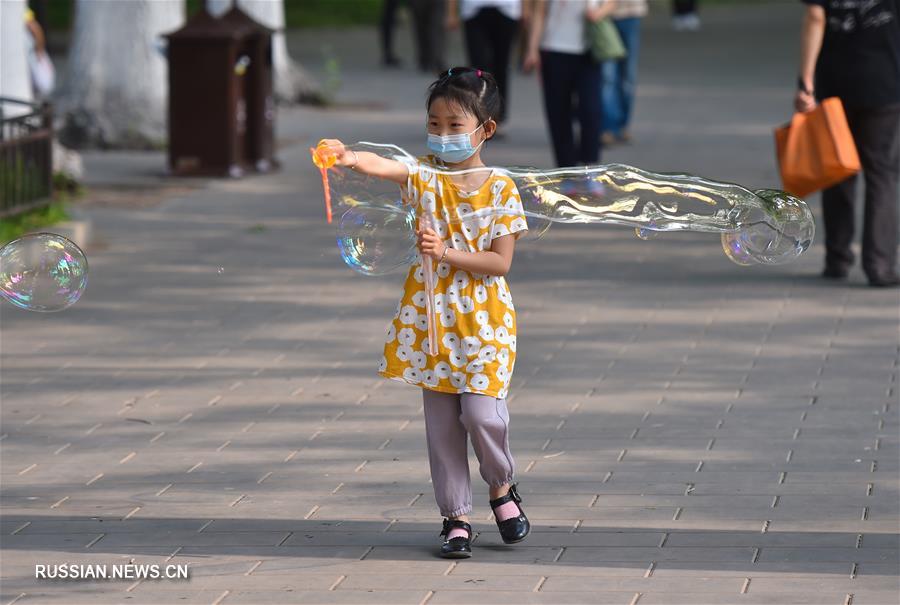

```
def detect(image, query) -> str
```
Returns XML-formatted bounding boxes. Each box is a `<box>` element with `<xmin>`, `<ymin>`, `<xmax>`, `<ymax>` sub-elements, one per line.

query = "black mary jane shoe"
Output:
<box><xmin>489</xmin><ymin>483</ymin><xmax>531</xmax><ymax>544</ymax></box>
<box><xmin>439</xmin><ymin>518</ymin><xmax>473</xmax><ymax>559</ymax></box>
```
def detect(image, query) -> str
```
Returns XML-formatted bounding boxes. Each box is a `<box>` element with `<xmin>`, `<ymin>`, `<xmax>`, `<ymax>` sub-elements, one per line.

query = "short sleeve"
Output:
<box><xmin>394</xmin><ymin>154</ymin><xmax>418</xmax><ymax>206</ymax></box>
<box><xmin>489</xmin><ymin>177</ymin><xmax>529</xmax><ymax>241</ymax></box>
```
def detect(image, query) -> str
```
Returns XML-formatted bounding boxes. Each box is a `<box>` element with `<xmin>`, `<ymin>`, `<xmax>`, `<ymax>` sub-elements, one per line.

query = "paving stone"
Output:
<box><xmin>1</xmin><ymin>5</ymin><xmax>897</xmax><ymax>603</ymax></box>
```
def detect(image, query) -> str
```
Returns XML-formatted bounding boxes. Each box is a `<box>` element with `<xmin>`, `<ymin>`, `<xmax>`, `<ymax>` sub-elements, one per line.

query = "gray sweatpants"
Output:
<box><xmin>422</xmin><ymin>389</ymin><xmax>516</xmax><ymax>518</ymax></box>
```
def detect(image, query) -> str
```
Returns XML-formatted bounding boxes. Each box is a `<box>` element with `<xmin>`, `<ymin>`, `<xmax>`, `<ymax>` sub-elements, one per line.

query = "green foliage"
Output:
<box><xmin>0</xmin><ymin>152</ymin><xmax>48</xmax><ymax>211</ymax></box>
<box><xmin>1</xmin><ymin>148</ymin><xmax>81</xmax><ymax>245</ymax></box>
<box><xmin>0</xmin><ymin>201</ymin><xmax>70</xmax><ymax>246</ymax></box>
<box><xmin>44</xmin><ymin>0</ymin><xmax>762</xmax><ymax>31</ymax></box>
<box><xmin>181</xmin><ymin>0</ymin><xmax>381</xmax><ymax>29</ymax></box>
<box><xmin>284</xmin><ymin>0</ymin><xmax>381</xmax><ymax>27</ymax></box>
<box><xmin>44</xmin><ymin>0</ymin><xmax>385</xmax><ymax>30</ymax></box>
<box><xmin>53</xmin><ymin>171</ymin><xmax>84</xmax><ymax>197</ymax></box>
<box><xmin>320</xmin><ymin>44</ymin><xmax>343</xmax><ymax>102</ymax></box>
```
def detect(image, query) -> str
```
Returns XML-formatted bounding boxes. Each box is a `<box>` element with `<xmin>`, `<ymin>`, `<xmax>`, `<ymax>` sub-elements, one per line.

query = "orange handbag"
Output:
<box><xmin>774</xmin><ymin>97</ymin><xmax>861</xmax><ymax>198</ymax></box>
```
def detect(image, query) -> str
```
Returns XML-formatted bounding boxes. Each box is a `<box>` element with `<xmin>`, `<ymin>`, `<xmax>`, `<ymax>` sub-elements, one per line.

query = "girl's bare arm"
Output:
<box><xmin>317</xmin><ymin>139</ymin><xmax>408</xmax><ymax>184</ymax></box>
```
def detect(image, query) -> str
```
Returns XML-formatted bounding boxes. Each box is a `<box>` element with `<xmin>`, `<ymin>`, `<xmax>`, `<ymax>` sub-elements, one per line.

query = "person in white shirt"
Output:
<box><xmin>524</xmin><ymin>0</ymin><xmax>617</xmax><ymax>166</ymax></box>
<box><xmin>447</xmin><ymin>0</ymin><xmax>527</xmax><ymax>130</ymax></box>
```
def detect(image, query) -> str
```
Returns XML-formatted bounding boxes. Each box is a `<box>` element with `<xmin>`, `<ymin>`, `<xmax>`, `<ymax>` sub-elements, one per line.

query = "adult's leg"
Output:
<box><xmin>428</xmin><ymin>0</ymin><xmax>448</xmax><ymax>72</ymax></box>
<box><xmin>852</xmin><ymin>103</ymin><xmax>900</xmax><ymax>280</ymax></box>
<box><xmin>615</xmin><ymin>17</ymin><xmax>642</xmax><ymax>134</ymax></box>
<box><xmin>408</xmin><ymin>0</ymin><xmax>430</xmax><ymax>71</ymax></box>
<box><xmin>540</xmin><ymin>51</ymin><xmax>578</xmax><ymax>167</ymax></box>
<box><xmin>576</xmin><ymin>53</ymin><xmax>603</xmax><ymax>164</ymax></box>
<box><xmin>486</xmin><ymin>8</ymin><xmax>519</xmax><ymax>123</ymax></box>
<box><xmin>380</xmin><ymin>0</ymin><xmax>402</xmax><ymax>64</ymax></box>
<box><xmin>673</xmin><ymin>0</ymin><xmax>697</xmax><ymax>15</ymax></box>
<box><xmin>821</xmin><ymin>175</ymin><xmax>858</xmax><ymax>274</ymax></box>
<box><xmin>422</xmin><ymin>389</ymin><xmax>472</xmax><ymax>518</ymax></box>
<box><xmin>458</xmin><ymin>393</ymin><xmax>515</xmax><ymax>488</ymax></box>
<box><xmin>463</xmin><ymin>9</ymin><xmax>492</xmax><ymax>73</ymax></box>
<box><xmin>601</xmin><ymin>58</ymin><xmax>623</xmax><ymax>136</ymax></box>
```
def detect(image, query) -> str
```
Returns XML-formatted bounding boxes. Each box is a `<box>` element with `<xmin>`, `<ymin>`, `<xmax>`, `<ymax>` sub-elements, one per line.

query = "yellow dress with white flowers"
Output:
<box><xmin>378</xmin><ymin>156</ymin><xmax>528</xmax><ymax>399</ymax></box>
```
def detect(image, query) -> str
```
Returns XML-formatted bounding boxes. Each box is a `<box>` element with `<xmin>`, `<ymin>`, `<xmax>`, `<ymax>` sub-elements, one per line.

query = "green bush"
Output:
<box><xmin>0</xmin><ymin>201</ymin><xmax>70</xmax><ymax>246</ymax></box>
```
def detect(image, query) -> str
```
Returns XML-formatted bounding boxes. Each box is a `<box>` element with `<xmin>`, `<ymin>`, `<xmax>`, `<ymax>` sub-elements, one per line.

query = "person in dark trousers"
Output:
<box><xmin>672</xmin><ymin>0</ymin><xmax>700</xmax><ymax>31</ymax></box>
<box><xmin>410</xmin><ymin>0</ymin><xmax>448</xmax><ymax>73</ymax></box>
<box><xmin>524</xmin><ymin>0</ymin><xmax>616</xmax><ymax>167</ymax></box>
<box><xmin>380</xmin><ymin>0</ymin><xmax>405</xmax><ymax>67</ymax></box>
<box><xmin>796</xmin><ymin>0</ymin><xmax>900</xmax><ymax>287</ymax></box>
<box><xmin>447</xmin><ymin>0</ymin><xmax>527</xmax><ymax>129</ymax></box>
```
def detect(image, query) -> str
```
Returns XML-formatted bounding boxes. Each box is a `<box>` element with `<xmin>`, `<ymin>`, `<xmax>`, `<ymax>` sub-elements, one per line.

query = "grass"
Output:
<box><xmin>0</xmin><ymin>201</ymin><xmax>71</xmax><ymax>246</ymax></box>
<box><xmin>48</xmin><ymin>0</ymin><xmax>383</xmax><ymax>30</ymax></box>
<box><xmin>0</xmin><ymin>166</ymin><xmax>83</xmax><ymax>246</ymax></box>
<box><xmin>44</xmin><ymin>0</ymin><xmax>765</xmax><ymax>31</ymax></box>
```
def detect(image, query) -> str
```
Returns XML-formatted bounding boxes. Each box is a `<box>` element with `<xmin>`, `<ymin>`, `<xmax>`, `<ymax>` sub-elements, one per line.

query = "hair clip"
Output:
<box><xmin>476</xmin><ymin>69</ymin><xmax>482</xmax><ymax>77</ymax></box>
<box><xmin>447</xmin><ymin>68</ymin><xmax>453</xmax><ymax>76</ymax></box>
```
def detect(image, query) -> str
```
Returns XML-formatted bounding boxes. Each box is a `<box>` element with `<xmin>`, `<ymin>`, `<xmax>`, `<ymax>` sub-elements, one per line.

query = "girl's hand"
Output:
<box><xmin>316</xmin><ymin>139</ymin><xmax>358</xmax><ymax>168</ymax></box>
<box><xmin>417</xmin><ymin>227</ymin><xmax>446</xmax><ymax>261</ymax></box>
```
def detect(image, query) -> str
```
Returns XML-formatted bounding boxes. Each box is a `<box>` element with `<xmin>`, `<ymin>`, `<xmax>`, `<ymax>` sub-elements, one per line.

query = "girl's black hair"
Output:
<box><xmin>426</xmin><ymin>66</ymin><xmax>501</xmax><ymax>126</ymax></box>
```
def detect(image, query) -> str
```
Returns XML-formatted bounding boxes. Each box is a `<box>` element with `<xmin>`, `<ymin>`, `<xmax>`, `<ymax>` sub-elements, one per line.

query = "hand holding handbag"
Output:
<box><xmin>774</xmin><ymin>97</ymin><xmax>861</xmax><ymax>198</ymax></box>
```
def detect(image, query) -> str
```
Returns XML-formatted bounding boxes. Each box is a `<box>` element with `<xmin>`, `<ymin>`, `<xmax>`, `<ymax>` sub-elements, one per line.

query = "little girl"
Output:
<box><xmin>319</xmin><ymin>67</ymin><xmax>530</xmax><ymax>558</ymax></box>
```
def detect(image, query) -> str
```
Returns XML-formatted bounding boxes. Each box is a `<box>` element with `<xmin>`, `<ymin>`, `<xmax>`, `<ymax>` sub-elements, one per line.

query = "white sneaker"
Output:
<box><xmin>683</xmin><ymin>13</ymin><xmax>701</xmax><ymax>31</ymax></box>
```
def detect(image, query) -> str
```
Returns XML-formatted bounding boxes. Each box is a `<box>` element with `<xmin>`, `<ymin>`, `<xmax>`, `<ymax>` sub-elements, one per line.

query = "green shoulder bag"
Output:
<box><xmin>585</xmin><ymin>17</ymin><xmax>627</xmax><ymax>62</ymax></box>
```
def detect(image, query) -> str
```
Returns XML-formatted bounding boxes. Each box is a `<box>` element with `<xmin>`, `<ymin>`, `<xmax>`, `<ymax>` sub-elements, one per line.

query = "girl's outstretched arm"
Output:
<box><xmin>318</xmin><ymin>139</ymin><xmax>409</xmax><ymax>184</ymax></box>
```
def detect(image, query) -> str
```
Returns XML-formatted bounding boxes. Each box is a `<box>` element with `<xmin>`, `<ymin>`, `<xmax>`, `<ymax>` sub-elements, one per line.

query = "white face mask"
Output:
<box><xmin>426</xmin><ymin>123</ymin><xmax>486</xmax><ymax>163</ymax></box>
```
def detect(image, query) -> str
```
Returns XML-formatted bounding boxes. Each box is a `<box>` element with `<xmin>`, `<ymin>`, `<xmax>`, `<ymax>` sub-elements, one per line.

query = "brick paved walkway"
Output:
<box><xmin>1</xmin><ymin>3</ymin><xmax>897</xmax><ymax>604</ymax></box>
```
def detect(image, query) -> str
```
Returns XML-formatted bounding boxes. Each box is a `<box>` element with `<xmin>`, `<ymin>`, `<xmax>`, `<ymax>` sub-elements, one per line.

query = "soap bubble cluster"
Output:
<box><xmin>314</xmin><ymin>142</ymin><xmax>814</xmax><ymax>274</ymax></box>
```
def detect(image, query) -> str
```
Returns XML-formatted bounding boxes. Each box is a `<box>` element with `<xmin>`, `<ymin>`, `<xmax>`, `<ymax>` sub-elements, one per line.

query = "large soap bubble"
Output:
<box><xmin>0</xmin><ymin>233</ymin><xmax>89</xmax><ymax>312</ymax></box>
<box><xmin>312</xmin><ymin>142</ymin><xmax>815</xmax><ymax>274</ymax></box>
<box><xmin>337</xmin><ymin>203</ymin><xmax>417</xmax><ymax>276</ymax></box>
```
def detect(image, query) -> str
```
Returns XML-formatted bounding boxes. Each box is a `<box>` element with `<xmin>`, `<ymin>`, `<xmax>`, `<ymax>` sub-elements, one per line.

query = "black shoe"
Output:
<box><xmin>822</xmin><ymin>266</ymin><xmax>849</xmax><ymax>279</ymax></box>
<box><xmin>489</xmin><ymin>483</ymin><xmax>530</xmax><ymax>544</ymax></box>
<box><xmin>439</xmin><ymin>518</ymin><xmax>473</xmax><ymax>558</ymax></box>
<box><xmin>868</xmin><ymin>273</ymin><xmax>900</xmax><ymax>287</ymax></box>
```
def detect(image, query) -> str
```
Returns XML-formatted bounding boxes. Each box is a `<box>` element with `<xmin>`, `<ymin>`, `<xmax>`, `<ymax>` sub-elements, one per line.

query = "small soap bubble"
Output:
<box><xmin>0</xmin><ymin>233</ymin><xmax>89</xmax><ymax>312</ymax></box>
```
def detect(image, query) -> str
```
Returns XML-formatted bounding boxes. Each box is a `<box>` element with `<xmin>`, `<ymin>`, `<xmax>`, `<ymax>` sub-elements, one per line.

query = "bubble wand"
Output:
<box><xmin>418</xmin><ymin>212</ymin><xmax>439</xmax><ymax>357</ymax></box>
<box><xmin>310</xmin><ymin>141</ymin><xmax>334</xmax><ymax>223</ymax></box>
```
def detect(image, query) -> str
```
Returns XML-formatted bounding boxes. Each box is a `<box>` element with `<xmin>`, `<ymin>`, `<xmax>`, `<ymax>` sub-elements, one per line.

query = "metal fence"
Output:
<box><xmin>0</xmin><ymin>98</ymin><xmax>54</xmax><ymax>218</ymax></box>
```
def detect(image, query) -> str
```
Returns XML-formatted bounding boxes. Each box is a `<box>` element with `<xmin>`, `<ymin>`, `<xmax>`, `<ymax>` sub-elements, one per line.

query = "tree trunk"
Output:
<box><xmin>0</xmin><ymin>0</ymin><xmax>34</xmax><ymax>118</ymax></box>
<box><xmin>207</xmin><ymin>0</ymin><xmax>320</xmax><ymax>104</ymax></box>
<box><xmin>55</xmin><ymin>0</ymin><xmax>184</xmax><ymax>149</ymax></box>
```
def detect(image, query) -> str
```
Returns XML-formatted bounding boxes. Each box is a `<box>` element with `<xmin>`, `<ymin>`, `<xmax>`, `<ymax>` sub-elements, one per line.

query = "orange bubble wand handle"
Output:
<box><xmin>310</xmin><ymin>142</ymin><xmax>335</xmax><ymax>224</ymax></box>
<box><xmin>419</xmin><ymin>213</ymin><xmax>439</xmax><ymax>357</ymax></box>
